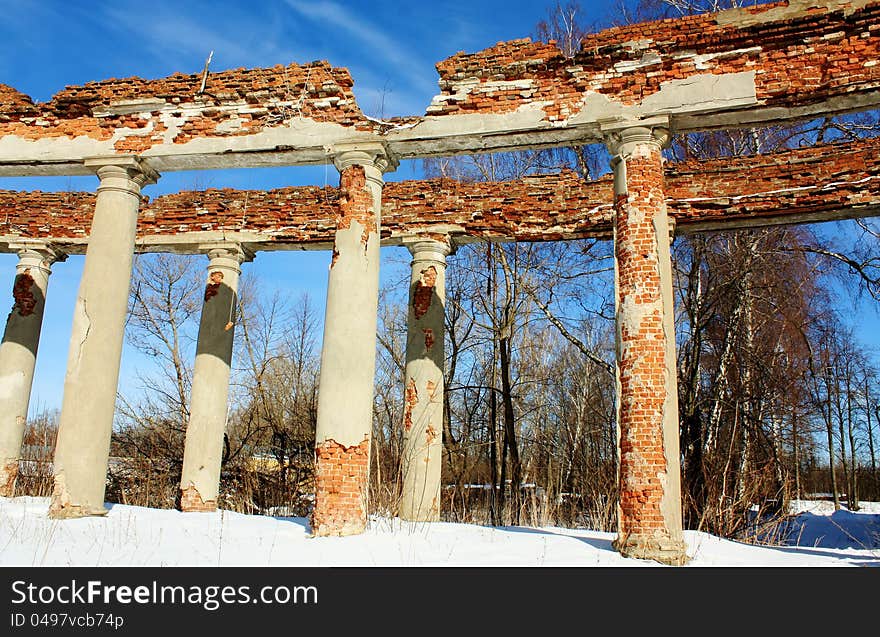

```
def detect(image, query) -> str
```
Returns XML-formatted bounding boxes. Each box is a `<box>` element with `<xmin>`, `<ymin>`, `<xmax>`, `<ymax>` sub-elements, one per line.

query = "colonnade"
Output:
<box><xmin>0</xmin><ymin>125</ymin><xmax>687</xmax><ymax>564</ymax></box>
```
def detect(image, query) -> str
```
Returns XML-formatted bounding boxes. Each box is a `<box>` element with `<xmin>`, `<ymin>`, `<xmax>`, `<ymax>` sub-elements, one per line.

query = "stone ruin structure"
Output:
<box><xmin>0</xmin><ymin>0</ymin><xmax>879</xmax><ymax>564</ymax></box>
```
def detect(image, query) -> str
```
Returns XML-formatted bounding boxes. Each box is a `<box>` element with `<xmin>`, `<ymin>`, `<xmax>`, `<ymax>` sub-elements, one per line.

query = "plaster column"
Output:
<box><xmin>605</xmin><ymin>124</ymin><xmax>687</xmax><ymax>565</ymax></box>
<box><xmin>399</xmin><ymin>237</ymin><xmax>451</xmax><ymax>522</ymax></box>
<box><xmin>0</xmin><ymin>243</ymin><xmax>65</xmax><ymax>496</ymax></box>
<box><xmin>311</xmin><ymin>144</ymin><xmax>396</xmax><ymax>537</ymax></box>
<box><xmin>49</xmin><ymin>157</ymin><xmax>157</xmax><ymax>519</ymax></box>
<box><xmin>180</xmin><ymin>244</ymin><xmax>252</xmax><ymax>512</ymax></box>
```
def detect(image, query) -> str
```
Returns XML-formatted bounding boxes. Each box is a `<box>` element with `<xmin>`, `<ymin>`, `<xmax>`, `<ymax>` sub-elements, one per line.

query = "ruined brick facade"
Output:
<box><xmin>431</xmin><ymin>0</ymin><xmax>880</xmax><ymax>121</ymax></box>
<box><xmin>0</xmin><ymin>62</ymin><xmax>374</xmax><ymax>153</ymax></box>
<box><xmin>310</xmin><ymin>439</ymin><xmax>370</xmax><ymax>537</ymax></box>
<box><xmin>1</xmin><ymin>137</ymin><xmax>877</xmax><ymax>249</ymax></box>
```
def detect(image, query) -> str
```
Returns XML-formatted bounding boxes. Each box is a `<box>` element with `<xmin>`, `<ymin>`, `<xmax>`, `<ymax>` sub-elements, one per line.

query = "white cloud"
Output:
<box><xmin>284</xmin><ymin>0</ymin><xmax>437</xmax><ymax>108</ymax></box>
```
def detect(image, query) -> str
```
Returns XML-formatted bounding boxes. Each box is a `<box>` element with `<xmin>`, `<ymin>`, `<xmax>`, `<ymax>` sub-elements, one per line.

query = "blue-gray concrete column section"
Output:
<box><xmin>180</xmin><ymin>244</ymin><xmax>251</xmax><ymax>512</ymax></box>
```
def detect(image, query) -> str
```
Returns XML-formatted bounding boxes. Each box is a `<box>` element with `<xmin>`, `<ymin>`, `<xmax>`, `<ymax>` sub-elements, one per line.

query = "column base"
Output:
<box><xmin>310</xmin><ymin>438</ymin><xmax>369</xmax><ymax>537</ymax></box>
<box><xmin>47</xmin><ymin>476</ymin><xmax>108</xmax><ymax>519</ymax></box>
<box><xmin>179</xmin><ymin>484</ymin><xmax>218</xmax><ymax>513</ymax></box>
<box><xmin>612</xmin><ymin>534</ymin><xmax>689</xmax><ymax>566</ymax></box>
<box><xmin>0</xmin><ymin>460</ymin><xmax>18</xmax><ymax>497</ymax></box>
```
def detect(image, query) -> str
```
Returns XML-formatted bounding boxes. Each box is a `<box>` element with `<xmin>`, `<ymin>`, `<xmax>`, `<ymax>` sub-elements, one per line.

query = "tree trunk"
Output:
<box><xmin>499</xmin><ymin>335</ymin><xmax>521</xmax><ymax>526</ymax></box>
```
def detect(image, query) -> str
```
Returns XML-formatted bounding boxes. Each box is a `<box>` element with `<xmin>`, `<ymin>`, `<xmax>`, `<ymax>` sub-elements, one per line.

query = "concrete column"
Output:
<box><xmin>399</xmin><ymin>237</ymin><xmax>452</xmax><ymax>522</ymax></box>
<box><xmin>49</xmin><ymin>157</ymin><xmax>157</xmax><ymax>519</ymax></box>
<box><xmin>311</xmin><ymin>143</ymin><xmax>396</xmax><ymax>537</ymax></box>
<box><xmin>605</xmin><ymin>123</ymin><xmax>687</xmax><ymax>565</ymax></box>
<box><xmin>0</xmin><ymin>243</ymin><xmax>65</xmax><ymax>496</ymax></box>
<box><xmin>180</xmin><ymin>244</ymin><xmax>252</xmax><ymax>512</ymax></box>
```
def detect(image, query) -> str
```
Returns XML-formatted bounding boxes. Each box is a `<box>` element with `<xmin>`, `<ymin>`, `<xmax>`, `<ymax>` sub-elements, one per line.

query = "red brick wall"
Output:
<box><xmin>0</xmin><ymin>61</ymin><xmax>374</xmax><ymax>151</ymax></box>
<box><xmin>431</xmin><ymin>1</ymin><xmax>880</xmax><ymax>120</ymax></box>
<box><xmin>311</xmin><ymin>439</ymin><xmax>369</xmax><ymax>536</ymax></box>
<box><xmin>1</xmin><ymin>138</ymin><xmax>877</xmax><ymax>248</ymax></box>
<box><xmin>179</xmin><ymin>484</ymin><xmax>217</xmax><ymax>513</ymax></box>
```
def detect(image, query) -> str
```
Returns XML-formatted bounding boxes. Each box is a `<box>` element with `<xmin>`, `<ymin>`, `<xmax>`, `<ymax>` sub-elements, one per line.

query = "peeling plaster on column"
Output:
<box><xmin>606</xmin><ymin>126</ymin><xmax>687</xmax><ymax>564</ymax></box>
<box><xmin>399</xmin><ymin>236</ymin><xmax>451</xmax><ymax>522</ymax></box>
<box><xmin>404</xmin><ymin>378</ymin><xmax>418</xmax><ymax>432</ymax></box>
<box><xmin>311</xmin><ymin>144</ymin><xmax>395</xmax><ymax>536</ymax></box>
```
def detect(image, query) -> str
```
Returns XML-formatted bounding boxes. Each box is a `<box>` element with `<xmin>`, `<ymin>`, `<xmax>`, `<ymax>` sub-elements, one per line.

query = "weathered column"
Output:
<box><xmin>179</xmin><ymin>244</ymin><xmax>252</xmax><ymax>512</ymax></box>
<box><xmin>49</xmin><ymin>157</ymin><xmax>157</xmax><ymax>519</ymax></box>
<box><xmin>605</xmin><ymin>123</ymin><xmax>687</xmax><ymax>565</ymax></box>
<box><xmin>311</xmin><ymin>143</ymin><xmax>395</xmax><ymax>537</ymax></box>
<box><xmin>399</xmin><ymin>236</ymin><xmax>451</xmax><ymax>522</ymax></box>
<box><xmin>0</xmin><ymin>243</ymin><xmax>65</xmax><ymax>496</ymax></box>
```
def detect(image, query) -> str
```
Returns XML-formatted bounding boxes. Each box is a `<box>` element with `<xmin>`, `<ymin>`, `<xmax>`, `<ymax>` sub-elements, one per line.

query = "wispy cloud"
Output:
<box><xmin>284</xmin><ymin>0</ymin><xmax>437</xmax><ymax>113</ymax></box>
<box><xmin>100</xmin><ymin>4</ymin><xmax>305</xmax><ymax>75</ymax></box>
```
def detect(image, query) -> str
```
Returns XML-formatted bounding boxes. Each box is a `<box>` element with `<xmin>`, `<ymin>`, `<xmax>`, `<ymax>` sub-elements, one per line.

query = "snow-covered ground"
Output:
<box><xmin>0</xmin><ymin>496</ymin><xmax>877</xmax><ymax>567</ymax></box>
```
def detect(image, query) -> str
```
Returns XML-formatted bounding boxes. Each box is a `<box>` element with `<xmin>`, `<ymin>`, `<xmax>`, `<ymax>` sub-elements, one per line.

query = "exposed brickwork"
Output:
<box><xmin>310</xmin><ymin>438</ymin><xmax>369</xmax><ymax>536</ymax></box>
<box><xmin>337</xmin><ymin>165</ymin><xmax>376</xmax><ymax>246</ymax></box>
<box><xmin>11</xmin><ymin>271</ymin><xmax>36</xmax><ymax>316</ymax></box>
<box><xmin>404</xmin><ymin>379</ymin><xmax>419</xmax><ymax>432</ymax></box>
<box><xmin>204</xmin><ymin>271</ymin><xmax>223</xmax><ymax>302</ymax></box>
<box><xmin>0</xmin><ymin>459</ymin><xmax>17</xmax><ymax>497</ymax></box>
<box><xmin>179</xmin><ymin>485</ymin><xmax>218</xmax><ymax>513</ymax></box>
<box><xmin>612</xmin><ymin>142</ymin><xmax>683</xmax><ymax>563</ymax></box>
<box><xmin>0</xmin><ymin>61</ymin><xmax>373</xmax><ymax>150</ymax></box>
<box><xmin>1</xmin><ymin>138</ymin><xmax>877</xmax><ymax>249</ymax></box>
<box><xmin>412</xmin><ymin>265</ymin><xmax>437</xmax><ymax>319</ymax></box>
<box><xmin>430</xmin><ymin>0</ymin><xmax>880</xmax><ymax>120</ymax></box>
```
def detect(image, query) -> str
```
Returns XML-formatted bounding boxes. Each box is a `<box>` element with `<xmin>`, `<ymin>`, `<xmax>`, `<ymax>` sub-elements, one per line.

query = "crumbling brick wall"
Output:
<box><xmin>1</xmin><ymin>138</ymin><xmax>877</xmax><ymax>249</ymax></box>
<box><xmin>430</xmin><ymin>0</ymin><xmax>880</xmax><ymax>121</ymax></box>
<box><xmin>0</xmin><ymin>62</ymin><xmax>374</xmax><ymax>152</ymax></box>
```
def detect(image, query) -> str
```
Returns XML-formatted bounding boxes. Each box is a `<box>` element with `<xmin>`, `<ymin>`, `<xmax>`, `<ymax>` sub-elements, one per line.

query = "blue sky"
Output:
<box><xmin>0</xmin><ymin>0</ymin><xmax>620</xmax><ymax>414</ymax></box>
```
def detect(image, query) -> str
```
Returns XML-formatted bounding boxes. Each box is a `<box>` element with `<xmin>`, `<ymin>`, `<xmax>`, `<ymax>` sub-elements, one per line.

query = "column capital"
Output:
<box><xmin>330</xmin><ymin>141</ymin><xmax>399</xmax><ymax>175</ymax></box>
<box><xmin>8</xmin><ymin>241</ymin><xmax>67</xmax><ymax>275</ymax></box>
<box><xmin>84</xmin><ymin>156</ymin><xmax>159</xmax><ymax>193</ymax></box>
<box><xmin>198</xmin><ymin>243</ymin><xmax>254</xmax><ymax>275</ymax></box>
<box><xmin>402</xmin><ymin>235</ymin><xmax>454</xmax><ymax>266</ymax></box>
<box><xmin>601</xmin><ymin>116</ymin><xmax>671</xmax><ymax>159</ymax></box>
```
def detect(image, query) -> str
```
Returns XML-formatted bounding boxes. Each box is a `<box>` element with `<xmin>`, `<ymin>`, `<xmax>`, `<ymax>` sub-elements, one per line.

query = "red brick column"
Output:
<box><xmin>606</xmin><ymin>125</ymin><xmax>687</xmax><ymax>565</ymax></box>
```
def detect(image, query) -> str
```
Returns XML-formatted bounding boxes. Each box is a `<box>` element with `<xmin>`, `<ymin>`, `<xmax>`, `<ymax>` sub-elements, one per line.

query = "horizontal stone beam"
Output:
<box><xmin>0</xmin><ymin>1</ymin><xmax>878</xmax><ymax>175</ymax></box>
<box><xmin>0</xmin><ymin>137</ymin><xmax>878</xmax><ymax>253</ymax></box>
